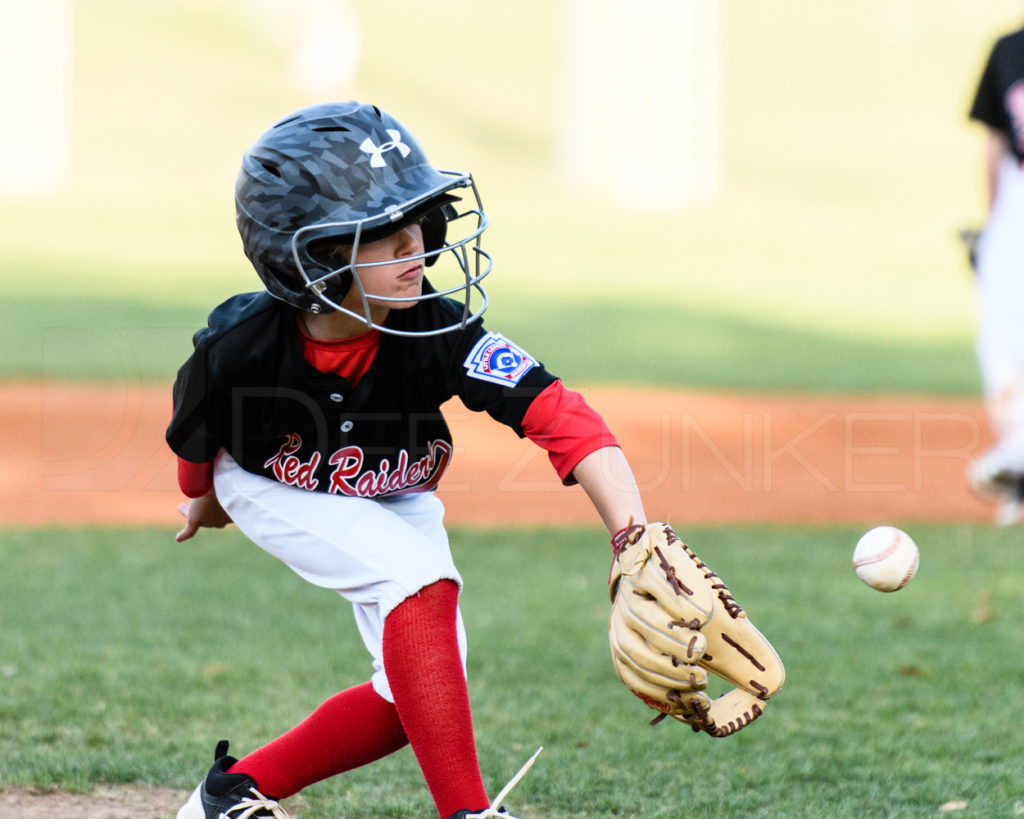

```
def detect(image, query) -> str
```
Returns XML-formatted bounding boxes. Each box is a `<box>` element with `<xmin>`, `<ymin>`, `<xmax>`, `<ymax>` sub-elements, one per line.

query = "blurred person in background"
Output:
<box><xmin>967</xmin><ymin>20</ymin><xmax>1024</xmax><ymax>525</ymax></box>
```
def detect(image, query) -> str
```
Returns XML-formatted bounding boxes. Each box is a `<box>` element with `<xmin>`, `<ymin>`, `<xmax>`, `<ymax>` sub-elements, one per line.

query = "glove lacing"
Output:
<box><xmin>610</xmin><ymin>521</ymin><xmax>646</xmax><ymax>558</ymax></box>
<box><xmin>616</xmin><ymin>522</ymin><xmax>745</xmax><ymax>620</ymax></box>
<box><xmin>674</xmin><ymin>535</ymin><xmax>744</xmax><ymax>619</ymax></box>
<box><xmin>465</xmin><ymin>746</ymin><xmax>543</xmax><ymax>819</ymax></box>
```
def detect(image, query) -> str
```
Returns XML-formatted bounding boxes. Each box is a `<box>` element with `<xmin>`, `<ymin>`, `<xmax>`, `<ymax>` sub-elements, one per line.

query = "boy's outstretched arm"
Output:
<box><xmin>571</xmin><ymin>445</ymin><xmax>647</xmax><ymax>536</ymax></box>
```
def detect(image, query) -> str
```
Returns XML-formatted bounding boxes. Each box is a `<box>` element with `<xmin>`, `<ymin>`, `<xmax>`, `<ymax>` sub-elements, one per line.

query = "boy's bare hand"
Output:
<box><xmin>176</xmin><ymin>489</ymin><xmax>233</xmax><ymax>542</ymax></box>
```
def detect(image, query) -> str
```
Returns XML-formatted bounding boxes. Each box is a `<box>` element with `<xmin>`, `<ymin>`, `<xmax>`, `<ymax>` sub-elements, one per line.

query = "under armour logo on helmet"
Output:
<box><xmin>359</xmin><ymin>130</ymin><xmax>411</xmax><ymax>168</ymax></box>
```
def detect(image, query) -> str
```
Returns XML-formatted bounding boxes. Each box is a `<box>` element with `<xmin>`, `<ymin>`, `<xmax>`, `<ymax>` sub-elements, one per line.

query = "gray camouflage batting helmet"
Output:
<box><xmin>235</xmin><ymin>101</ymin><xmax>491</xmax><ymax>336</ymax></box>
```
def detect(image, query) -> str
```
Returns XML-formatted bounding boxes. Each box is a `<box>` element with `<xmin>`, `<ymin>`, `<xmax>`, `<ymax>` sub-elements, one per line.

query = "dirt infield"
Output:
<box><xmin>0</xmin><ymin>382</ymin><xmax>1000</xmax><ymax>529</ymax></box>
<box><xmin>0</xmin><ymin>786</ymin><xmax>190</xmax><ymax>819</ymax></box>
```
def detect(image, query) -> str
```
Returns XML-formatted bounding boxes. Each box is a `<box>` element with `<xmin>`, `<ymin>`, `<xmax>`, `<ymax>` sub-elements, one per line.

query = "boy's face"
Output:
<box><xmin>342</xmin><ymin>222</ymin><xmax>425</xmax><ymax>313</ymax></box>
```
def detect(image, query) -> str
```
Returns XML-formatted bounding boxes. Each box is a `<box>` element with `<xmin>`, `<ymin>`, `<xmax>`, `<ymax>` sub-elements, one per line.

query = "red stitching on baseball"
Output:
<box><xmin>852</xmin><ymin>530</ymin><xmax>902</xmax><ymax>568</ymax></box>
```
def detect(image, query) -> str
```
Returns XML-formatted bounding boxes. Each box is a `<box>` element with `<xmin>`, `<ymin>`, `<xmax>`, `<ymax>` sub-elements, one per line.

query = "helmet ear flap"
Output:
<box><xmin>302</xmin><ymin>238</ymin><xmax>354</xmax><ymax>304</ymax></box>
<box><xmin>421</xmin><ymin>201</ymin><xmax>457</xmax><ymax>267</ymax></box>
<box><xmin>305</xmin><ymin>236</ymin><xmax>347</xmax><ymax>269</ymax></box>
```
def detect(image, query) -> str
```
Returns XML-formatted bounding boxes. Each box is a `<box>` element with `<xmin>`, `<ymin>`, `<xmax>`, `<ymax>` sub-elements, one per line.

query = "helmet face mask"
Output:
<box><xmin>235</xmin><ymin>102</ymin><xmax>492</xmax><ymax>336</ymax></box>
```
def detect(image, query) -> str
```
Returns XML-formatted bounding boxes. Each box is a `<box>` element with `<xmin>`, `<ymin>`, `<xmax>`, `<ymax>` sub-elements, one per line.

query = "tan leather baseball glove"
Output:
<box><xmin>608</xmin><ymin>522</ymin><xmax>785</xmax><ymax>737</ymax></box>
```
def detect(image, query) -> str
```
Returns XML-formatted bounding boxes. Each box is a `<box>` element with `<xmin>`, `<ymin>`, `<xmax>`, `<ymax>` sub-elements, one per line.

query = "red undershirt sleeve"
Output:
<box><xmin>177</xmin><ymin>457</ymin><xmax>214</xmax><ymax>499</ymax></box>
<box><xmin>520</xmin><ymin>380</ymin><xmax>619</xmax><ymax>485</ymax></box>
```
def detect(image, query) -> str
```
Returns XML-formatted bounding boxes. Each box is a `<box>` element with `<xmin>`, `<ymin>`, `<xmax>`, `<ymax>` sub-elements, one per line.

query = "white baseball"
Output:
<box><xmin>852</xmin><ymin>526</ymin><xmax>919</xmax><ymax>592</ymax></box>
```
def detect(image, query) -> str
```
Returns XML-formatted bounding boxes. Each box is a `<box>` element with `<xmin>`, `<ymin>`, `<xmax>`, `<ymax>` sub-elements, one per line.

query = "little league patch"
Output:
<box><xmin>463</xmin><ymin>332</ymin><xmax>537</xmax><ymax>387</ymax></box>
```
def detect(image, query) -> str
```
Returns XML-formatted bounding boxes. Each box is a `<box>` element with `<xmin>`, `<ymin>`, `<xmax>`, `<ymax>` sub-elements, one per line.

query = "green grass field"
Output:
<box><xmin>1</xmin><ymin>523</ymin><xmax>1022</xmax><ymax>817</ymax></box>
<box><xmin>4</xmin><ymin>1</ymin><xmax>1024</xmax><ymax>817</ymax></box>
<box><xmin>6</xmin><ymin>291</ymin><xmax>981</xmax><ymax>395</ymax></box>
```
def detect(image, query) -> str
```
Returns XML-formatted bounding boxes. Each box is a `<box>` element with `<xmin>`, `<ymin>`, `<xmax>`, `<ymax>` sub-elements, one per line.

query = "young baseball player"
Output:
<box><xmin>167</xmin><ymin>101</ymin><xmax>648</xmax><ymax>819</ymax></box>
<box><xmin>967</xmin><ymin>22</ymin><xmax>1024</xmax><ymax>524</ymax></box>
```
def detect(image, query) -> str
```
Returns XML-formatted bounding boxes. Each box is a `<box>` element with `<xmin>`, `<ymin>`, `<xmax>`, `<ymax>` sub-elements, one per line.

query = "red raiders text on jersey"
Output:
<box><xmin>262</xmin><ymin>432</ymin><xmax>452</xmax><ymax>497</ymax></box>
<box><xmin>166</xmin><ymin>290</ymin><xmax>557</xmax><ymax>498</ymax></box>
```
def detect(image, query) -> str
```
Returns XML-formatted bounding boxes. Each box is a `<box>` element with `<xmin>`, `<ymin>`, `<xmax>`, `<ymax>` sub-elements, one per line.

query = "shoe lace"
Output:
<box><xmin>465</xmin><ymin>746</ymin><xmax>543</xmax><ymax>819</ymax></box>
<box><xmin>220</xmin><ymin>786</ymin><xmax>289</xmax><ymax>819</ymax></box>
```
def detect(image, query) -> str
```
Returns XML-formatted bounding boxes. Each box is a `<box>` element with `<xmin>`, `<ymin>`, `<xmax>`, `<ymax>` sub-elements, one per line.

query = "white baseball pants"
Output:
<box><xmin>976</xmin><ymin>154</ymin><xmax>1024</xmax><ymax>468</ymax></box>
<box><xmin>212</xmin><ymin>451</ymin><xmax>467</xmax><ymax>702</ymax></box>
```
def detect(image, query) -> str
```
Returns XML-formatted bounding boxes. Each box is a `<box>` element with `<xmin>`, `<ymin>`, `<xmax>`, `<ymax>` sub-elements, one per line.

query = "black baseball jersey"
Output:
<box><xmin>166</xmin><ymin>290</ymin><xmax>558</xmax><ymax>498</ymax></box>
<box><xmin>970</xmin><ymin>26</ymin><xmax>1024</xmax><ymax>161</ymax></box>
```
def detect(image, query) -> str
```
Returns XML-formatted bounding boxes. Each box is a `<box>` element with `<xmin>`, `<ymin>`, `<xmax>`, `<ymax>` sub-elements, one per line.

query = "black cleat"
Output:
<box><xmin>177</xmin><ymin>740</ymin><xmax>289</xmax><ymax>818</ymax></box>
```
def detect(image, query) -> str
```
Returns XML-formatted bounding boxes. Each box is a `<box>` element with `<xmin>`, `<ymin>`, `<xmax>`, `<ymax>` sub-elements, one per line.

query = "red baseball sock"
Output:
<box><xmin>229</xmin><ymin>681</ymin><xmax>407</xmax><ymax>799</ymax></box>
<box><xmin>383</xmin><ymin>579</ymin><xmax>488</xmax><ymax>818</ymax></box>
